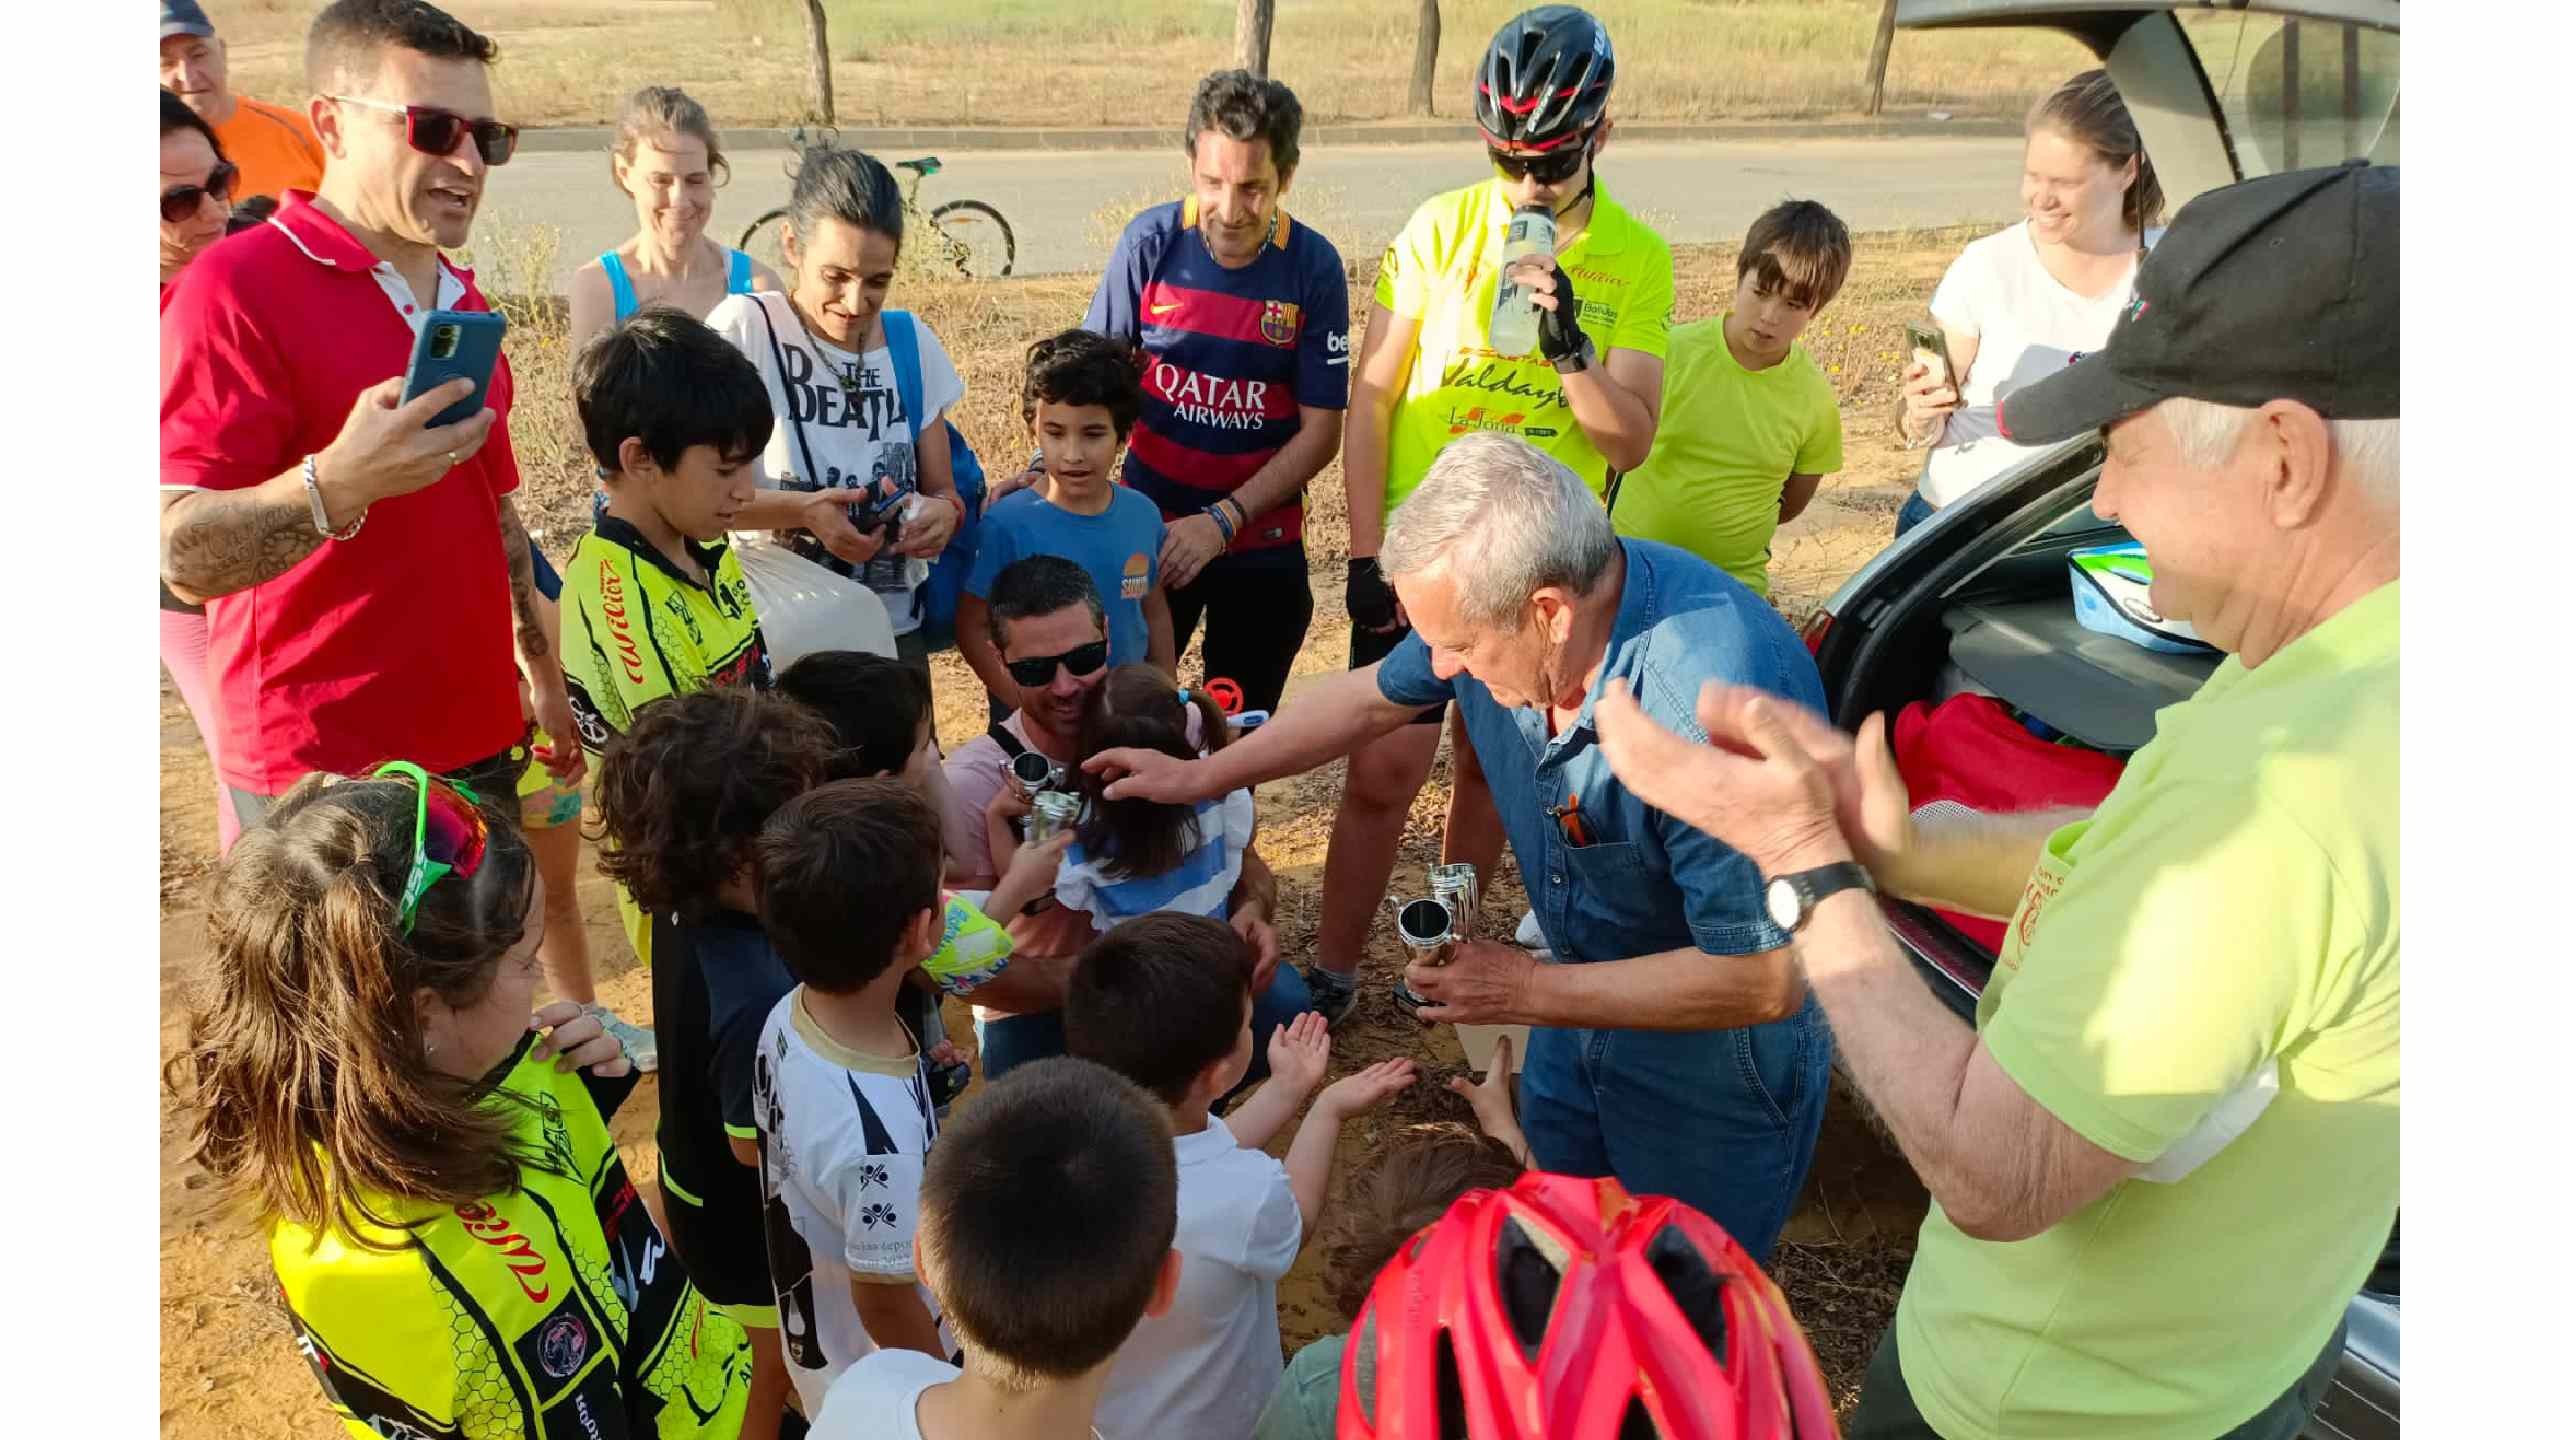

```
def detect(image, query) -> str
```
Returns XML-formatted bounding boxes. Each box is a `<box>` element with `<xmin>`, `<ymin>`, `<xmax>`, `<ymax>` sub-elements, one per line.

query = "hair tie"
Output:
<box><xmin>1176</xmin><ymin>688</ymin><xmax>1189</xmax><ymax>703</ymax></box>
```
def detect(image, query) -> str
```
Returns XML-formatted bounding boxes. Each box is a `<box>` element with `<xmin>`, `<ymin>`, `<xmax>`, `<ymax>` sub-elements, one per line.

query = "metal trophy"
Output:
<box><xmin>1005</xmin><ymin>749</ymin><xmax>1055</xmax><ymax>802</ymax></box>
<box><xmin>1390</xmin><ymin>862</ymin><xmax>1477</xmax><ymax>1015</ymax></box>
<box><xmin>1025</xmin><ymin>789</ymin><xmax>1079</xmax><ymax>845</ymax></box>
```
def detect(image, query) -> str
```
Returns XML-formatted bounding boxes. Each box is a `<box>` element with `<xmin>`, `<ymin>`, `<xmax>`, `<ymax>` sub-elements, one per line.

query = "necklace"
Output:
<box><xmin>791</xmin><ymin>301</ymin><xmax>875</xmax><ymax>394</ymax></box>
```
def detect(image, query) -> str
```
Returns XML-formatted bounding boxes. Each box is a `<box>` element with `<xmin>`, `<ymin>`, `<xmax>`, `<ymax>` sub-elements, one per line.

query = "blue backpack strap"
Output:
<box><xmin>598</xmin><ymin>251</ymin><xmax>638</xmax><ymax>321</ymax></box>
<box><xmin>726</xmin><ymin>246</ymin><xmax>753</xmax><ymax>295</ymax></box>
<box><xmin>879</xmin><ymin>310</ymin><xmax>928</xmax><ymax>446</ymax></box>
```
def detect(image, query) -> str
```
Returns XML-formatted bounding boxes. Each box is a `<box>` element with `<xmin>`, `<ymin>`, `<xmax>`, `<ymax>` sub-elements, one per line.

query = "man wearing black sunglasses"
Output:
<box><xmin>1310</xmin><ymin>4</ymin><xmax>1675</xmax><ymax>1026</ymax></box>
<box><xmin>159</xmin><ymin>0</ymin><xmax>577</xmax><ymax>837</ymax></box>
<box><xmin>941</xmin><ymin>558</ymin><xmax>1287</xmax><ymax>1079</ymax></box>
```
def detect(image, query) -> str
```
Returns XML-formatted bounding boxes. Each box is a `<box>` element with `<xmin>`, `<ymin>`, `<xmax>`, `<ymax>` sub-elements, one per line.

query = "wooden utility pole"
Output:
<box><xmin>1234</xmin><ymin>0</ymin><xmax>1275</xmax><ymax>77</ymax></box>
<box><xmin>1864</xmin><ymin>0</ymin><xmax>1897</xmax><ymax>116</ymax></box>
<box><xmin>1408</xmin><ymin>1</ymin><xmax>1442</xmax><ymax>116</ymax></box>
<box><xmin>801</xmin><ymin>0</ymin><xmax>836</xmax><ymax>123</ymax></box>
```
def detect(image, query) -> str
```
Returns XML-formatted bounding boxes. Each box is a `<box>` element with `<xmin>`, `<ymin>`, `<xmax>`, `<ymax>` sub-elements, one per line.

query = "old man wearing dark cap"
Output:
<box><xmin>1596</xmin><ymin>161</ymin><xmax>2401</xmax><ymax>1440</ymax></box>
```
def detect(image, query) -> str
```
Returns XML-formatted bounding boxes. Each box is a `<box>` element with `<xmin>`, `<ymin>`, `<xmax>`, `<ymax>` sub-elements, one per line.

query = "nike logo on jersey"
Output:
<box><xmin>1149</xmin><ymin>301</ymin><xmax>1183</xmax><ymax>316</ymax></box>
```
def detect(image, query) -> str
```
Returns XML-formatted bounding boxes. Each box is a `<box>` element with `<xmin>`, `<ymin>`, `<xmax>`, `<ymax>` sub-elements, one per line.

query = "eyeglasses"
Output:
<box><xmin>328</xmin><ymin>93</ymin><xmax>520</xmax><ymax>167</ymax></box>
<box><xmin>374</xmin><ymin>761</ymin><xmax>489</xmax><ymax>935</ymax></box>
<box><xmin>1004</xmin><ymin>639</ymin><xmax>1110</xmax><ymax>690</ymax></box>
<box><xmin>162</xmin><ymin>161</ymin><xmax>237</xmax><ymax>224</ymax></box>
<box><xmin>1488</xmin><ymin>143</ymin><xmax>1586</xmax><ymax>186</ymax></box>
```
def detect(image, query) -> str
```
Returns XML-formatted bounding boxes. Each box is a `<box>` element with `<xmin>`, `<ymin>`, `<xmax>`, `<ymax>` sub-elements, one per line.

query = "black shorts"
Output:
<box><xmin>660</xmin><ymin>1163</ymin><xmax>777</xmax><ymax>1324</ymax></box>
<box><xmin>1351</xmin><ymin>621</ymin><xmax>1447</xmax><ymax>726</ymax></box>
<box><xmin>1165</xmin><ymin>544</ymin><xmax>1315</xmax><ymax>717</ymax></box>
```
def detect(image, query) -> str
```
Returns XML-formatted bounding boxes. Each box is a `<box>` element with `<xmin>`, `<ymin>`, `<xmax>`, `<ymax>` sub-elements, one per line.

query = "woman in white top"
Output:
<box><xmin>1895</xmin><ymin>70</ymin><xmax>2166</xmax><ymax>535</ymax></box>
<box><xmin>566</xmin><ymin>87</ymin><xmax>779</xmax><ymax>352</ymax></box>
<box><xmin>707</xmin><ymin>145</ymin><xmax>967</xmax><ymax>695</ymax></box>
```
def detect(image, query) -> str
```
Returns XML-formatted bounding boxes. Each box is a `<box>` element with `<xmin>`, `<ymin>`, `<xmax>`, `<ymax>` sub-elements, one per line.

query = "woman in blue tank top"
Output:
<box><xmin>566</xmin><ymin>87</ymin><xmax>778</xmax><ymax>355</ymax></box>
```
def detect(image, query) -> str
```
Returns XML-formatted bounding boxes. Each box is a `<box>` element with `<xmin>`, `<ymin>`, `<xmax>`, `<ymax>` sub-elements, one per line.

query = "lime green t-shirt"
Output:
<box><xmin>1609</xmin><ymin>315</ymin><xmax>1843</xmax><ymax>597</ymax></box>
<box><xmin>1373</xmin><ymin>177</ymin><xmax>1674</xmax><ymax>516</ymax></box>
<box><xmin>1896</xmin><ymin>582</ymin><xmax>2400</xmax><ymax>1440</ymax></box>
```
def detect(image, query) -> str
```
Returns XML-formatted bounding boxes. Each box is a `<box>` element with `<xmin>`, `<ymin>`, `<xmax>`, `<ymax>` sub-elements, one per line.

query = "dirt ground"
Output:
<box><xmin>159</xmin><ymin>223</ymin><xmax>1980</xmax><ymax>1432</ymax></box>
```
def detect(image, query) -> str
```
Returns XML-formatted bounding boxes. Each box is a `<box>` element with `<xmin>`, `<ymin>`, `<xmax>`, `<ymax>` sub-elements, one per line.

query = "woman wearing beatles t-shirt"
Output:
<box><xmin>711</xmin><ymin>146</ymin><xmax>966</xmax><ymax>693</ymax></box>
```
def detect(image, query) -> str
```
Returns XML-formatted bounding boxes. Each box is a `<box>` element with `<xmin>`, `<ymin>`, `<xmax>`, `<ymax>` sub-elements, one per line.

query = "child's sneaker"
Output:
<box><xmin>1303</xmin><ymin>965</ymin><xmax>1359</xmax><ymax>1026</ymax></box>
<box><xmin>582</xmin><ymin>1002</ymin><xmax>659</xmax><ymax>1074</ymax></box>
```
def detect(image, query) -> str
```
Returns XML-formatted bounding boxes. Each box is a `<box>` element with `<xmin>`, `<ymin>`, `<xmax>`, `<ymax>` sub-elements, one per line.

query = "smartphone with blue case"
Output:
<box><xmin>401</xmin><ymin>309</ymin><xmax>508</xmax><ymax>428</ymax></box>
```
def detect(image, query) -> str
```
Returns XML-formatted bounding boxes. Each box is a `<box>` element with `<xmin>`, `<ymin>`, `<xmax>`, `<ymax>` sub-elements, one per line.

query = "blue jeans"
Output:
<box><xmin>1894</xmin><ymin>489</ymin><xmax>1938</xmax><ymax>537</ymax></box>
<box><xmin>978</xmin><ymin>961</ymin><xmax>1314</xmax><ymax>1108</ymax></box>
<box><xmin>1518</xmin><ymin>1004</ymin><xmax>1832</xmax><ymax>1264</ymax></box>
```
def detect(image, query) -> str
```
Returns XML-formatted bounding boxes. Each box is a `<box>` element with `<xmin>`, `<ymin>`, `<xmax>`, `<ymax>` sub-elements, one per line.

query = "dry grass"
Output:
<box><xmin>214</xmin><ymin>0</ymin><xmax>2088</xmax><ymax>129</ymax></box>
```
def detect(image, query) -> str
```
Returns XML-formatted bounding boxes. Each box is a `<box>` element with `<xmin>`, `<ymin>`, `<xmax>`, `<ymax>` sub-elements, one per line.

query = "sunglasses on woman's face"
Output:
<box><xmin>1004</xmin><ymin>639</ymin><xmax>1110</xmax><ymax>691</ymax></box>
<box><xmin>329</xmin><ymin>93</ymin><xmax>520</xmax><ymax>166</ymax></box>
<box><xmin>1488</xmin><ymin>144</ymin><xmax>1585</xmax><ymax>187</ymax></box>
<box><xmin>162</xmin><ymin>161</ymin><xmax>237</xmax><ymax>224</ymax></box>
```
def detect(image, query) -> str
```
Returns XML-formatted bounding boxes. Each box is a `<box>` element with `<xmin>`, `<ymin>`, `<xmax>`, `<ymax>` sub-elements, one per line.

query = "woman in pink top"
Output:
<box><xmin>160</xmin><ymin>86</ymin><xmax>240</xmax><ymax>849</ymax></box>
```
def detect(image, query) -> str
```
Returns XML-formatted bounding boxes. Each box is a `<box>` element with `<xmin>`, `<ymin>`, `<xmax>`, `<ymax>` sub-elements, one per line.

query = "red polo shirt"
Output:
<box><xmin>160</xmin><ymin>192</ymin><xmax>522</xmax><ymax>794</ymax></box>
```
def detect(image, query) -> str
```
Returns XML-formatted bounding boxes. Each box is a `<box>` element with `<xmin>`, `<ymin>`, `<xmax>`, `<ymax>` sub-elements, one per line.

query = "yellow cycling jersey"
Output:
<box><xmin>1373</xmin><ymin>176</ymin><xmax>1675</xmax><ymax>516</ymax></box>
<box><xmin>272</xmin><ymin>1040</ymin><xmax>753</xmax><ymax>1439</ymax></box>
<box><xmin>560</xmin><ymin>516</ymin><xmax>772</xmax><ymax>757</ymax></box>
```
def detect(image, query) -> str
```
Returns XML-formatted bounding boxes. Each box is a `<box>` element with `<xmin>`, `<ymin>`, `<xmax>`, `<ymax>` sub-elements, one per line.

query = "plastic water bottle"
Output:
<box><xmin>1488</xmin><ymin>203</ymin><xmax>1558</xmax><ymax>359</ymax></box>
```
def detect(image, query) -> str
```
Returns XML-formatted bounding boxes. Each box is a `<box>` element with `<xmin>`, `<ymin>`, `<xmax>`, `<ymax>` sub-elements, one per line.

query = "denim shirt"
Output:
<box><xmin>1376</xmin><ymin>540</ymin><xmax>1826</xmax><ymax>964</ymax></box>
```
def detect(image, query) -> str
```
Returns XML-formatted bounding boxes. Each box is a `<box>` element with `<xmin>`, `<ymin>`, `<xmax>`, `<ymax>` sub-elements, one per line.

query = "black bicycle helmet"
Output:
<box><xmin>1476</xmin><ymin>5</ymin><xmax>1616</xmax><ymax>153</ymax></box>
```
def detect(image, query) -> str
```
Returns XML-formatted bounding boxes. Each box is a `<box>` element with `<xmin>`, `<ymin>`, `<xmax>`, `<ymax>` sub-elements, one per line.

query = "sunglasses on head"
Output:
<box><xmin>329</xmin><ymin>93</ymin><xmax>520</xmax><ymax>166</ymax></box>
<box><xmin>1488</xmin><ymin>143</ymin><xmax>1585</xmax><ymax>186</ymax></box>
<box><xmin>162</xmin><ymin>161</ymin><xmax>237</xmax><ymax>224</ymax></box>
<box><xmin>1004</xmin><ymin>639</ymin><xmax>1109</xmax><ymax>691</ymax></box>
<box><xmin>372</xmin><ymin>761</ymin><xmax>489</xmax><ymax>935</ymax></box>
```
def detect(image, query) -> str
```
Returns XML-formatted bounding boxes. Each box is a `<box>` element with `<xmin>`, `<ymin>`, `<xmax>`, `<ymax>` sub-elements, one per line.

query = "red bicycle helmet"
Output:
<box><xmin>1475</xmin><ymin>5</ymin><xmax>1616</xmax><ymax>154</ymax></box>
<box><xmin>1338</xmin><ymin>1172</ymin><xmax>1839</xmax><ymax>1440</ymax></box>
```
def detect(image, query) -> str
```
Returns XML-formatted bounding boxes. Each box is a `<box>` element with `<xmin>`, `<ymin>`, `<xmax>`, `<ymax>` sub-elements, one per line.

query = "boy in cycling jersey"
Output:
<box><xmin>1612</xmin><ymin>199</ymin><xmax>1853</xmax><ymax>600</ymax></box>
<box><xmin>558</xmin><ymin>306</ymin><xmax>778</xmax><ymax>974</ymax></box>
<box><xmin>1311</xmin><ymin>4</ymin><xmax>1675</xmax><ymax>1023</ymax></box>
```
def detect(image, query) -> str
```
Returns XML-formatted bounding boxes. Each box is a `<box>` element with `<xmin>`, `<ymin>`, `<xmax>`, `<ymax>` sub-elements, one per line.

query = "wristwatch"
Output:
<box><xmin>1765</xmin><ymin>860</ymin><xmax>1874</xmax><ymax>935</ymax></box>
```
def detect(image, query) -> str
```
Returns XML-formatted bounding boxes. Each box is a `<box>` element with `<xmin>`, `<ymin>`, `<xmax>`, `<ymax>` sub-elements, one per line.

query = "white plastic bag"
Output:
<box><xmin>732</xmin><ymin>533</ymin><xmax>896</xmax><ymax>670</ymax></box>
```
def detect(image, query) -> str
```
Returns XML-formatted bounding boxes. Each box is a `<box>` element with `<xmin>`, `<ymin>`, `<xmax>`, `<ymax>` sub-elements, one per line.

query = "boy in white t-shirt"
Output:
<box><xmin>1065</xmin><ymin>914</ymin><xmax>1418</xmax><ymax>1438</ymax></box>
<box><xmin>750</xmin><ymin>777</ymin><xmax>956</xmax><ymax>1418</ymax></box>
<box><xmin>813</xmin><ymin>1057</ymin><xmax>1184</xmax><ymax>1440</ymax></box>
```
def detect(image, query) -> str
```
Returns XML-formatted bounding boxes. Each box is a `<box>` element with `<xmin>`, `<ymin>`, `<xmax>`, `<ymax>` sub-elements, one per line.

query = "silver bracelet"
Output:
<box><xmin>302</xmin><ymin>454</ymin><xmax>363</xmax><ymax>541</ymax></box>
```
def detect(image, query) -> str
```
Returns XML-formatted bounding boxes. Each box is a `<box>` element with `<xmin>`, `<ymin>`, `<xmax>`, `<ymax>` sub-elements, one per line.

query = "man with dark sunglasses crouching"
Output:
<box><xmin>940</xmin><ymin>556</ymin><xmax>1294</xmax><ymax>1081</ymax></box>
<box><xmin>159</xmin><ymin>0</ymin><xmax>574</xmax><ymax>839</ymax></box>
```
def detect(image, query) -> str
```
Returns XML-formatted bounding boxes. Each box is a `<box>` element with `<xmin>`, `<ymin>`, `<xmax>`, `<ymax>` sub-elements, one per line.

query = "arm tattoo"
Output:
<box><xmin>162</xmin><ymin>488</ymin><xmax>326</xmax><ymax>599</ymax></box>
<box><xmin>497</xmin><ymin>501</ymin><xmax>550</xmax><ymax>662</ymax></box>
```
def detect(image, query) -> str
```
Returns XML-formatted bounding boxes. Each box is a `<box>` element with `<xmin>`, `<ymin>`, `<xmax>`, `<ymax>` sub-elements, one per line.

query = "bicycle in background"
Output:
<box><xmin>738</xmin><ymin>127</ymin><xmax>1016</xmax><ymax>280</ymax></box>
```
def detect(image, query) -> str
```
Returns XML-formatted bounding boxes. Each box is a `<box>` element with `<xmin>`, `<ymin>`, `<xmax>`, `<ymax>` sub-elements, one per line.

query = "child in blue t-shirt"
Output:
<box><xmin>959</xmin><ymin>330</ymin><xmax>1174</xmax><ymax>716</ymax></box>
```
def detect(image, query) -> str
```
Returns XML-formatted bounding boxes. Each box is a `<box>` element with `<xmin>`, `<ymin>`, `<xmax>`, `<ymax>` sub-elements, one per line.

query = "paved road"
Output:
<box><xmin>479</xmin><ymin>135</ymin><xmax>2020</xmax><ymax>290</ymax></box>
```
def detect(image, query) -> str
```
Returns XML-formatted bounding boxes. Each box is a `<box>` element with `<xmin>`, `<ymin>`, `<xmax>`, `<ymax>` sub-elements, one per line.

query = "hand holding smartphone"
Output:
<box><xmin>1906</xmin><ymin>321</ymin><xmax>1951</xmax><ymax>387</ymax></box>
<box><xmin>402</xmin><ymin>310</ymin><xmax>508</xmax><ymax>429</ymax></box>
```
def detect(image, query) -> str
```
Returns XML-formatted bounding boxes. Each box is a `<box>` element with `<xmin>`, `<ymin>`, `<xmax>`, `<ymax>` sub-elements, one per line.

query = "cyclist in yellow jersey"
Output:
<box><xmin>1306</xmin><ymin>4</ymin><xmax>1673</xmax><ymax>1023</ymax></box>
<box><xmin>171</xmin><ymin>768</ymin><xmax>754</xmax><ymax>1439</ymax></box>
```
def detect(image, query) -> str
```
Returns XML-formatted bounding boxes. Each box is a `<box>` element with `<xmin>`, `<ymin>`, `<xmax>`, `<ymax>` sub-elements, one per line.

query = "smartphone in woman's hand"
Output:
<box><xmin>1906</xmin><ymin>321</ymin><xmax>1951</xmax><ymax>387</ymax></box>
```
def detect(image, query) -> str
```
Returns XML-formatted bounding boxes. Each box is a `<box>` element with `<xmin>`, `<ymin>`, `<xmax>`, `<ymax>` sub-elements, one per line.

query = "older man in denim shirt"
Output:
<box><xmin>1089</xmin><ymin>432</ymin><xmax>1828</xmax><ymax>1258</ymax></box>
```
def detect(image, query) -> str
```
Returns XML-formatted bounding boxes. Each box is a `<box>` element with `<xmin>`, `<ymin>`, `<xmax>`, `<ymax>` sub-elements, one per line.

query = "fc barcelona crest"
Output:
<box><xmin>1260</xmin><ymin>300</ymin><xmax>1301</xmax><ymax>346</ymax></box>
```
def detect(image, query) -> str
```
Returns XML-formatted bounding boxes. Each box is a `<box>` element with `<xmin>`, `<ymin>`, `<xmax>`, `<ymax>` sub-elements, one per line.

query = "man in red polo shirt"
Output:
<box><xmin>159</xmin><ymin>0</ymin><xmax>580</xmax><ymax>827</ymax></box>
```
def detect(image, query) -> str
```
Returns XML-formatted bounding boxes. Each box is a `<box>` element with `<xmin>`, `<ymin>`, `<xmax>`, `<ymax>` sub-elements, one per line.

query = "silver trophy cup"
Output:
<box><xmin>1026</xmin><ymin>788</ymin><xmax>1079</xmax><ymax>844</ymax></box>
<box><xmin>1006</xmin><ymin>749</ymin><xmax>1055</xmax><ymax>802</ymax></box>
<box><xmin>1388</xmin><ymin>894</ymin><xmax>1458</xmax><ymax>1014</ymax></box>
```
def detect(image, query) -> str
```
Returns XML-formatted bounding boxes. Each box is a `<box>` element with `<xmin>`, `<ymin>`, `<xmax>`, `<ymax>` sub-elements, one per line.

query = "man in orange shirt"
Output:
<box><xmin>161</xmin><ymin>1</ymin><xmax>325</xmax><ymax>205</ymax></box>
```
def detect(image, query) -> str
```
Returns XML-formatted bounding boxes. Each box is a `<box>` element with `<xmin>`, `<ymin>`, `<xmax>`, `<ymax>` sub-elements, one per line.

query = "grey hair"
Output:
<box><xmin>1377</xmin><ymin>433</ymin><xmax>1617</xmax><ymax>623</ymax></box>
<box><xmin>786</xmin><ymin>145</ymin><xmax>904</xmax><ymax>253</ymax></box>
<box><xmin>2154</xmin><ymin>396</ymin><xmax>2398</xmax><ymax>509</ymax></box>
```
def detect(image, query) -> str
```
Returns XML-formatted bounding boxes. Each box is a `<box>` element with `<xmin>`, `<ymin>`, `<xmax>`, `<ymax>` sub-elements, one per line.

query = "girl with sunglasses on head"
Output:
<box><xmin>169</xmin><ymin>763</ymin><xmax>756</xmax><ymax>1440</ymax></box>
<box><xmin>160</xmin><ymin>86</ymin><xmax>240</xmax><ymax>853</ymax></box>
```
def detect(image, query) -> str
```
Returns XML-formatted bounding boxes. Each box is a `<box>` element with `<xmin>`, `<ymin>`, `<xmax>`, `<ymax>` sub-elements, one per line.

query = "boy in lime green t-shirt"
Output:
<box><xmin>1611</xmin><ymin>200</ymin><xmax>1851</xmax><ymax>599</ymax></box>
